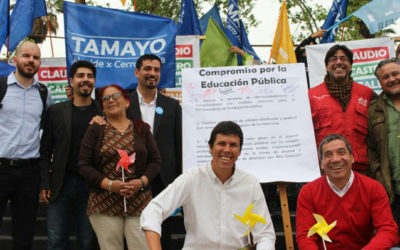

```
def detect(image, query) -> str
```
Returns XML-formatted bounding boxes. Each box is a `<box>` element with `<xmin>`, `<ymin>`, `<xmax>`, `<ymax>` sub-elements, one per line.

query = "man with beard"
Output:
<box><xmin>127</xmin><ymin>54</ymin><xmax>182</xmax><ymax>249</ymax></box>
<box><xmin>39</xmin><ymin>60</ymin><xmax>102</xmax><ymax>250</ymax></box>
<box><xmin>0</xmin><ymin>42</ymin><xmax>51</xmax><ymax>250</ymax></box>
<box><xmin>308</xmin><ymin>44</ymin><xmax>374</xmax><ymax>174</ymax></box>
<box><xmin>368</xmin><ymin>59</ymin><xmax>400</xmax><ymax>231</ymax></box>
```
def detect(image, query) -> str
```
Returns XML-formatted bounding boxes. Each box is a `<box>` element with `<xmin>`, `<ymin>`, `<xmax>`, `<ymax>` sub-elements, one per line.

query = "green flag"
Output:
<box><xmin>200</xmin><ymin>17</ymin><xmax>237</xmax><ymax>67</ymax></box>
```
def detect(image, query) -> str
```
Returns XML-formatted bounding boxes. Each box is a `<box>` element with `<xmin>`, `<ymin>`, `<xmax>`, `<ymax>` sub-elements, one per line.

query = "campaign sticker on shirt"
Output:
<box><xmin>156</xmin><ymin>107</ymin><xmax>164</xmax><ymax>115</ymax></box>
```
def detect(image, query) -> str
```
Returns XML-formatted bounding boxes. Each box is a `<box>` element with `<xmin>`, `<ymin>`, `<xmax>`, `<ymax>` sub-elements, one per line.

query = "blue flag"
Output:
<box><xmin>8</xmin><ymin>0</ymin><xmax>47</xmax><ymax>52</ymax></box>
<box><xmin>199</xmin><ymin>4</ymin><xmax>223</xmax><ymax>35</ymax></box>
<box><xmin>240</xmin><ymin>20</ymin><xmax>260</xmax><ymax>62</ymax></box>
<box><xmin>321</xmin><ymin>0</ymin><xmax>348</xmax><ymax>43</ymax></box>
<box><xmin>353</xmin><ymin>0</ymin><xmax>400</xmax><ymax>34</ymax></box>
<box><xmin>0</xmin><ymin>0</ymin><xmax>9</xmax><ymax>50</ymax></box>
<box><xmin>225</xmin><ymin>0</ymin><xmax>242</xmax><ymax>64</ymax></box>
<box><xmin>225</xmin><ymin>0</ymin><xmax>241</xmax><ymax>47</ymax></box>
<box><xmin>64</xmin><ymin>1</ymin><xmax>177</xmax><ymax>89</ymax></box>
<box><xmin>177</xmin><ymin>0</ymin><xmax>201</xmax><ymax>35</ymax></box>
<box><xmin>0</xmin><ymin>61</ymin><xmax>15</xmax><ymax>77</ymax></box>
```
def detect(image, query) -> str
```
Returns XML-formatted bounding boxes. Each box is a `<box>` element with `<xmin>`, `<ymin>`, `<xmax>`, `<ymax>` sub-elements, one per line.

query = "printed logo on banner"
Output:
<box><xmin>176</xmin><ymin>59</ymin><xmax>193</xmax><ymax>72</ymax></box>
<box><xmin>351</xmin><ymin>62</ymin><xmax>376</xmax><ymax>78</ymax></box>
<box><xmin>176</xmin><ymin>44</ymin><xmax>193</xmax><ymax>58</ymax></box>
<box><xmin>357</xmin><ymin>78</ymin><xmax>381</xmax><ymax>90</ymax></box>
<box><xmin>38</xmin><ymin>67</ymin><xmax>68</xmax><ymax>81</ymax></box>
<box><xmin>176</xmin><ymin>75</ymin><xmax>182</xmax><ymax>87</ymax></box>
<box><xmin>38</xmin><ymin>67</ymin><xmax>69</xmax><ymax>104</ymax></box>
<box><xmin>64</xmin><ymin>2</ymin><xmax>177</xmax><ymax>89</ymax></box>
<box><xmin>352</xmin><ymin>47</ymin><xmax>389</xmax><ymax>63</ymax></box>
<box><xmin>350</xmin><ymin>46</ymin><xmax>390</xmax><ymax>92</ymax></box>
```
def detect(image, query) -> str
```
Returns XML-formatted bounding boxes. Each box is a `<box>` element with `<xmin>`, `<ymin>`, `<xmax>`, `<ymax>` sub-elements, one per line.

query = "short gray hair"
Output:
<box><xmin>318</xmin><ymin>134</ymin><xmax>353</xmax><ymax>160</ymax></box>
<box><xmin>374</xmin><ymin>58</ymin><xmax>400</xmax><ymax>78</ymax></box>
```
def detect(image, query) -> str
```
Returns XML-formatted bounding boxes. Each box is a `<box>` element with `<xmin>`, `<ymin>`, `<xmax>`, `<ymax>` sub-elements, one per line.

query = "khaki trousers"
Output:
<box><xmin>89</xmin><ymin>213</ymin><xmax>148</xmax><ymax>250</ymax></box>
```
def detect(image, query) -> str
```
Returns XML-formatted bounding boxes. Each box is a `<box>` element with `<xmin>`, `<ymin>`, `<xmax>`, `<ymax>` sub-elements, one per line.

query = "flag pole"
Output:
<box><xmin>6</xmin><ymin>0</ymin><xmax>10</xmax><ymax>58</ymax></box>
<box><xmin>46</xmin><ymin>16</ymin><xmax>54</xmax><ymax>58</ymax></box>
<box><xmin>326</xmin><ymin>14</ymin><xmax>353</xmax><ymax>31</ymax></box>
<box><xmin>340</xmin><ymin>22</ymin><xmax>346</xmax><ymax>41</ymax></box>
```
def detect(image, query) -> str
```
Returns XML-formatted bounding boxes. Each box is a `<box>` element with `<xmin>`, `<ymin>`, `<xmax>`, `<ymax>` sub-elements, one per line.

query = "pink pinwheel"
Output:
<box><xmin>116</xmin><ymin>149</ymin><xmax>136</xmax><ymax>173</ymax></box>
<box><xmin>116</xmin><ymin>149</ymin><xmax>135</xmax><ymax>213</ymax></box>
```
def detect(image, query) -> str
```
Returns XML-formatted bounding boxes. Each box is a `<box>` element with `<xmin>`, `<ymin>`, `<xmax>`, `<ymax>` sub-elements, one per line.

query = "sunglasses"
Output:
<box><xmin>328</xmin><ymin>56</ymin><xmax>350</xmax><ymax>63</ymax></box>
<box><xmin>102</xmin><ymin>92</ymin><xmax>122</xmax><ymax>102</ymax></box>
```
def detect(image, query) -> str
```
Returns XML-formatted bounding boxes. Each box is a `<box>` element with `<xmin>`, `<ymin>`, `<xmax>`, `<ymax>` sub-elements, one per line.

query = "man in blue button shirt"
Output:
<box><xmin>0</xmin><ymin>41</ymin><xmax>51</xmax><ymax>250</ymax></box>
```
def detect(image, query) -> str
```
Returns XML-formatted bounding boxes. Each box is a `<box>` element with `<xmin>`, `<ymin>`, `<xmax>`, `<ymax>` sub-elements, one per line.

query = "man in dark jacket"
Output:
<box><xmin>40</xmin><ymin>60</ymin><xmax>102</xmax><ymax>250</ymax></box>
<box><xmin>368</xmin><ymin>58</ymin><xmax>400</xmax><ymax>228</ymax></box>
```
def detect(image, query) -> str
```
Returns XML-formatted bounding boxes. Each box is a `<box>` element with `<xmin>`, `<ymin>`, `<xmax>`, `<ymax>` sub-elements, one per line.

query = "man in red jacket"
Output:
<box><xmin>308</xmin><ymin>44</ymin><xmax>374</xmax><ymax>174</ymax></box>
<box><xmin>296</xmin><ymin>134</ymin><xmax>398</xmax><ymax>250</ymax></box>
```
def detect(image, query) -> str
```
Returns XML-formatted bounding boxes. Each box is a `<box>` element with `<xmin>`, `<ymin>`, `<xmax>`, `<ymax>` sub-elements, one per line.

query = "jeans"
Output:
<box><xmin>47</xmin><ymin>175</ymin><xmax>93</xmax><ymax>250</ymax></box>
<box><xmin>0</xmin><ymin>159</ymin><xmax>40</xmax><ymax>250</ymax></box>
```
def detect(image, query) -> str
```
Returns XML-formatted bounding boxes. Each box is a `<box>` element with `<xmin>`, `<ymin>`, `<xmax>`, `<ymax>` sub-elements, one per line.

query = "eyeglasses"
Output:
<box><xmin>102</xmin><ymin>92</ymin><xmax>122</xmax><ymax>102</ymax></box>
<box><xmin>328</xmin><ymin>56</ymin><xmax>350</xmax><ymax>63</ymax></box>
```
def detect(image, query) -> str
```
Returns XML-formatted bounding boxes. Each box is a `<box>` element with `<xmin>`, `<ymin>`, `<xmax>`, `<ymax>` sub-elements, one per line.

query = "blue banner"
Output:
<box><xmin>199</xmin><ymin>4</ymin><xmax>223</xmax><ymax>35</ymax></box>
<box><xmin>240</xmin><ymin>20</ymin><xmax>260</xmax><ymax>62</ymax></box>
<box><xmin>353</xmin><ymin>0</ymin><xmax>400</xmax><ymax>34</ymax></box>
<box><xmin>177</xmin><ymin>0</ymin><xmax>201</xmax><ymax>35</ymax></box>
<box><xmin>8</xmin><ymin>0</ymin><xmax>47</xmax><ymax>52</ymax></box>
<box><xmin>225</xmin><ymin>0</ymin><xmax>242</xmax><ymax>65</ymax></box>
<box><xmin>321</xmin><ymin>0</ymin><xmax>348</xmax><ymax>43</ymax></box>
<box><xmin>0</xmin><ymin>0</ymin><xmax>9</xmax><ymax>50</ymax></box>
<box><xmin>64</xmin><ymin>2</ymin><xmax>177</xmax><ymax>89</ymax></box>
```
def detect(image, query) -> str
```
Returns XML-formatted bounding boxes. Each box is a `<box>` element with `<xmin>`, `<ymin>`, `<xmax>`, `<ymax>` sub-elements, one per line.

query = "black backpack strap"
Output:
<box><xmin>37</xmin><ymin>82</ymin><xmax>48</xmax><ymax>128</ymax></box>
<box><xmin>0</xmin><ymin>76</ymin><xmax>7</xmax><ymax>109</ymax></box>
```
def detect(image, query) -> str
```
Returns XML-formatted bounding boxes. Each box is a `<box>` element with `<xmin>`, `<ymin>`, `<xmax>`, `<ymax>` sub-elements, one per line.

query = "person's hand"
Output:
<box><xmin>40</xmin><ymin>189</ymin><xmax>51</xmax><ymax>204</ymax></box>
<box><xmin>65</xmin><ymin>85</ymin><xmax>73</xmax><ymax>99</ymax></box>
<box><xmin>311</xmin><ymin>29</ymin><xmax>326</xmax><ymax>38</ymax></box>
<box><xmin>229</xmin><ymin>46</ymin><xmax>246</xmax><ymax>56</ymax></box>
<box><xmin>120</xmin><ymin>179</ymin><xmax>142</xmax><ymax>198</ymax></box>
<box><xmin>101</xmin><ymin>178</ymin><xmax>124</xmax><ymax>194</ymax></box>
<box><xmin>109</xmin><ymin>179</ymin><xmax>124</xmax><ymax>194</ymax></box>
<box><xmin>89</xmin><ymin>115</ymin><xmax>106</xmax><ymax>125</ymax></box>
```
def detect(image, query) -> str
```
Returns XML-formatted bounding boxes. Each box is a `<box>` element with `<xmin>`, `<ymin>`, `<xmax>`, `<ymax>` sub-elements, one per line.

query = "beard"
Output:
<box><xmin>79</xmin><ymin>91</ymin><xmax>92</xmax><ymax>97</ymax></box>
<box><xmin>145</xmin><ymin>83</ymin><xmax>157</xmax><ymax>89</ymax></box>
<box><xmin>16</xmin><ymin>63</ymin><xmax>38</xmax><ymax>78</ymax></box>
<box><xmin>76</xmin><ymin>82</ymin><xmax>93</xmax><ymax>97</ymax></box>
<box><xmin>144</xmin><ymin>75</ymin><xmax>158</xmax><ymax>89</ymax></box>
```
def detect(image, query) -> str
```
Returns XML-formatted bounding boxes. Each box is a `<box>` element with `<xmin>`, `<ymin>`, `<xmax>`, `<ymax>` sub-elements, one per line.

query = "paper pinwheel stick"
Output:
<box><xmin>307</xmin><ymin>213</ymin><xmax>337</xmax><ymax>250</ymax></box>
<box><xmin>116</xmin><ymin>149</ymin><xmax>136</xmax><ymax>213</ymax></box>
<box><xmin>234</xmin><ymin>203</ymin><xmax>267</xmax><ymax>246</ymax></box>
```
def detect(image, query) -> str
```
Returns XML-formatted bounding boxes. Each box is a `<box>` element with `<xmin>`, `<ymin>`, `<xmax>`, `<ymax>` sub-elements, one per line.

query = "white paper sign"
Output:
<box><xmin>182</xmin><ymin>64</ymin><xmax>320</xmax><ymax>183</ymax></box>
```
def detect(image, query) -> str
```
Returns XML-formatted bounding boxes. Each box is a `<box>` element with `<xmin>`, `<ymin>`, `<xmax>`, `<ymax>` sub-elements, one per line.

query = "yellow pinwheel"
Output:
<box><xmin>307</xmin><ymin>213</ymin><xmax>337</xmax><ymax>242</ymax></box>
<box><xmin>234</xmin><ymin>203</ymin><xmax>267</xmax><ymax>235</ymax></box>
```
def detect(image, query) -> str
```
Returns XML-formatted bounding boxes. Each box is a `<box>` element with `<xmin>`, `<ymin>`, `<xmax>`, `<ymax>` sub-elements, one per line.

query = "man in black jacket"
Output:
<box><xmin>127</xmin><ymin>54</ymin><xmax>182</xmax><ymax>249</ymax></box>
<box><xmin>39</xmin><ymin>60</ymin><xmax>102</xmax><ymax>250</ymax></box>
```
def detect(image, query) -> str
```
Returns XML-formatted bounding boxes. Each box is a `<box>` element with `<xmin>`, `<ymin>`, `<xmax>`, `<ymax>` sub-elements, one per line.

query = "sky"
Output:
<box><xmin>12</xmin><ymin>0</ymin><xmax>400</xmax><ymax>61</ymax></box>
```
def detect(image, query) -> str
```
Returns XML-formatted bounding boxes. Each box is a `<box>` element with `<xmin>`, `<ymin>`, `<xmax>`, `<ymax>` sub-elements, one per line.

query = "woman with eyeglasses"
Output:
<box><xmin>78</xmin><ymin>84</ymin><xmax>160</xmax><ymax>250</ymax></box>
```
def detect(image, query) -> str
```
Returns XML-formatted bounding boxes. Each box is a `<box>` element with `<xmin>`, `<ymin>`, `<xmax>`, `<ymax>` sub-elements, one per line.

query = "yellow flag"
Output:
<box><xmin>270</xmin><ymin>1</ymin><xmax>297</xmax><ymax>64</ymax></box>
<box><xmin>120</xmin><ymin>0</ymin><xmax>126</xmax><ymax>6</ymax></box>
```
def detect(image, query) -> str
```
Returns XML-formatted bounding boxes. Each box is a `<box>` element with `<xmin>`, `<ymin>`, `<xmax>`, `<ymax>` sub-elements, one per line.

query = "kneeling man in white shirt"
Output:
<box><xmin>140</xmin><ymin>121</ymin><xmax>276</xmax><ymax>250</ymax></box>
